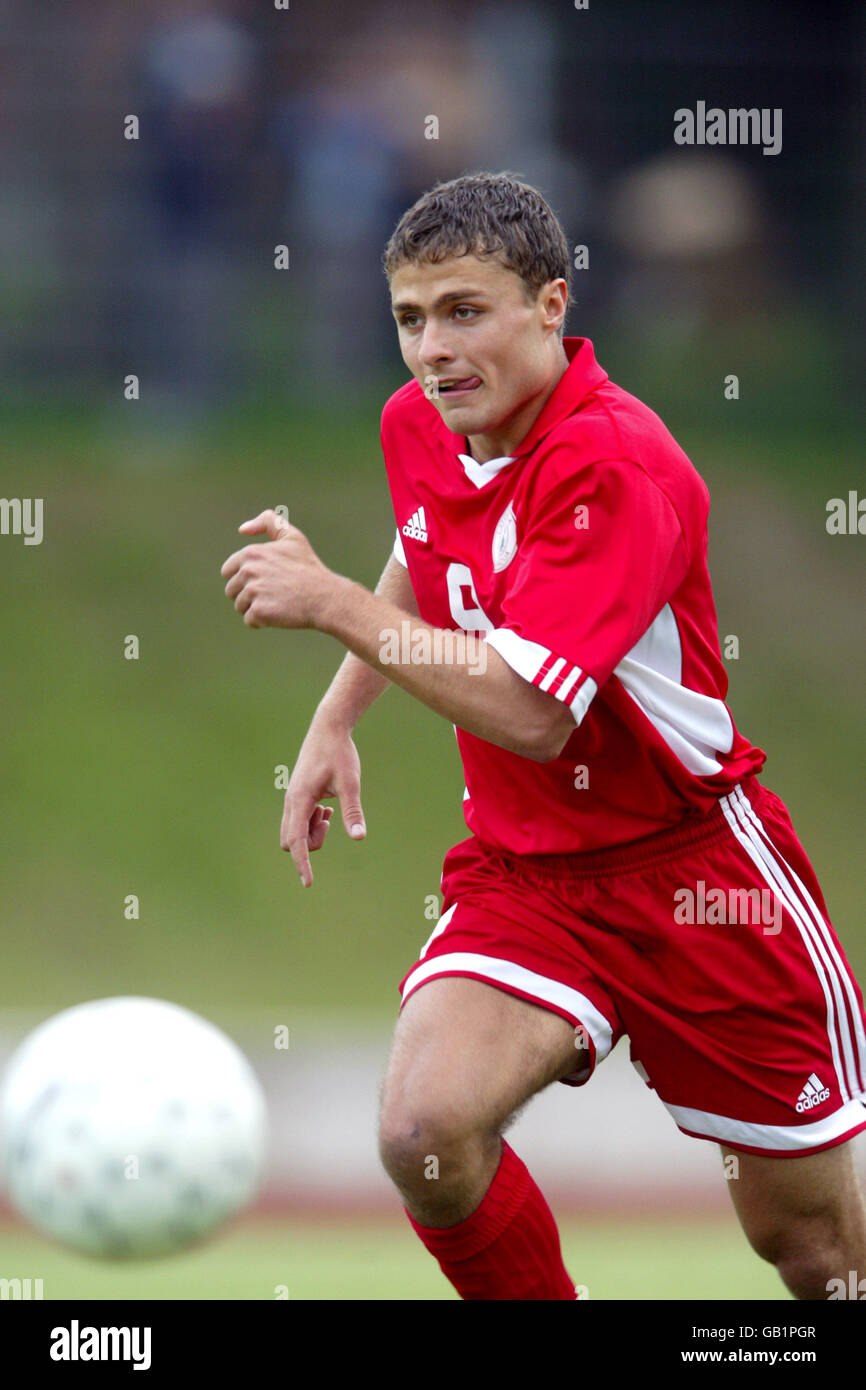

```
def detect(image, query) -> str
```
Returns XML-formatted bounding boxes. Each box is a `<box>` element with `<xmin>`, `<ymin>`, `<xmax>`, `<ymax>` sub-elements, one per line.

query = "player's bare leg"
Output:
<box><xmin>721</xmin><ymin>1140</ymin><xmax>866</xmax><ymax>1299</ymax></box>
<box><xmin>379</xmin><ymin>976</ymin><xmax>581</xmax><ymax>1222</ymax></box>
<box><xmin>378</xmin><ymin>976</ymin><xmax>585</xmax><ymax>1298</ymax></box>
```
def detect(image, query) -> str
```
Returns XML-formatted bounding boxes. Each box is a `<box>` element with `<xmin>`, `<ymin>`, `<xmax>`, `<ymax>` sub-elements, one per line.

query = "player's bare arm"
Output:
<box><xmin>221</xmin><ymin>509</ymin><xmax>576</xmax><ymax>766</ymax></box>
<box><xmin>278</xmin><ymin>552</ymin><xmax>420</xmax><ymax>886</ymax></box>
<box><xmin>315</xmin><ymin>553</ymin><xmax>419</xmax><ymax>728</ymax></box>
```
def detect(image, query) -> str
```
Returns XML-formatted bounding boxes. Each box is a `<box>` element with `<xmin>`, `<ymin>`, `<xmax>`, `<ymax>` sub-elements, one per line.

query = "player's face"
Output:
<box><xmin>390</xmin><ymin>254</ymin><xmax>568</xmax><ymax>462</ymax></box>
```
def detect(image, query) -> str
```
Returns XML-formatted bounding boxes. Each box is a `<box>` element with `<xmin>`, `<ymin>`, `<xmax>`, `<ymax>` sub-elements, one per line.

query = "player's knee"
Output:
<box><xmin>777</xmin><ymin>1239</ymin><xmax>851</xmax><ymax>1300</ymax></box>
<box><xmin>745</xmin><ymin>1214</ymin><xmax>849</xmax><ymax>1299</ymax></box>
<box><xmin>377</xmin><ymin>1103</ymin><xmax>490</xmax><ymax>1191</ymax></box>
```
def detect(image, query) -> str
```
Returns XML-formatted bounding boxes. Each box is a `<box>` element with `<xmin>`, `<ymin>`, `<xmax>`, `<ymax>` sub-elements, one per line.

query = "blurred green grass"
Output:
<box><xmin>0</xmin><ymin>399</ymin><xmax>863</xmax><ymax>1020</ymax></box>
<box><xmin>0</xmin><ymin>1214</ymin><xmax>788</xmax><ymax>1300</ymax></box>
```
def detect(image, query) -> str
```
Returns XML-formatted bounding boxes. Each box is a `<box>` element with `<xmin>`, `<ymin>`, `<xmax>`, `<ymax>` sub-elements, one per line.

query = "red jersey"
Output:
<box><xmin>382</xmin><ymin>336</ymin><xmax>766</xmax><ymax>854</ymax></box>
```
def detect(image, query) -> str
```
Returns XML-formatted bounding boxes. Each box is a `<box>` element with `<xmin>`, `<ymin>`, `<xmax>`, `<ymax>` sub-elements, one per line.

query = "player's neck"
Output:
<box><xmin>465</xmin><ymin>340</ymin><xmax>570</xmax><ymax>464</ymax></box>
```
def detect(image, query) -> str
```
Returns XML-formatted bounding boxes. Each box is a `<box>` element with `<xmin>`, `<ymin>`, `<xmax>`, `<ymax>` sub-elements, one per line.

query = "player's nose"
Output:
<box><xmin>417</xmin><ymin>322</ymin><xmax>455</xmax><ymax>367</ymax></box>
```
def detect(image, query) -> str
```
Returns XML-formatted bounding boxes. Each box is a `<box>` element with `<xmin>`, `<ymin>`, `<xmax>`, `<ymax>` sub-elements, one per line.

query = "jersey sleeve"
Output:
<box><xmin>393</xmin><ymin>529</ymin><xmax>408</xmax><ymax>566</ymax></box>
<box><xmin>486</xmin><ymin>459</ymin><xmax>689</xmax><ymax>725</ymax></box>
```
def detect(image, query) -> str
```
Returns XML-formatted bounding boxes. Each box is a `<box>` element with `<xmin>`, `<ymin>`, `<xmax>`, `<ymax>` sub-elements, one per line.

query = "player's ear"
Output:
<box><xmin>541</xmin><ymin>278</ymin><xmax>568</xmax><ymax>334</ymax></box>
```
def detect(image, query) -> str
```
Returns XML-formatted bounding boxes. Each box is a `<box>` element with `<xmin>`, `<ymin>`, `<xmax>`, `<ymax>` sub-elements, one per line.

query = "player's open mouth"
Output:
<box><xmin>437</xmin><ymin>376</ymin><xmax>481</xmax><ymax>398</ymax></box>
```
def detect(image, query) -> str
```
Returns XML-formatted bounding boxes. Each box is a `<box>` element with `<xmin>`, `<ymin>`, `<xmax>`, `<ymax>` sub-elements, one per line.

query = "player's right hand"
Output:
<box><xmin>281</xmin><ymin>717</ymin><xmax>366</xmax><ymax>887</ymax></box>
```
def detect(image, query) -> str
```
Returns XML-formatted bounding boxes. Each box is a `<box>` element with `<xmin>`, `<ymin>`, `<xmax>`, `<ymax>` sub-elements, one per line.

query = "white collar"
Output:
<box><xmin>457</xmin><ymin>452</ymin><xmax>516</xmax><ymax>490</ymax></box>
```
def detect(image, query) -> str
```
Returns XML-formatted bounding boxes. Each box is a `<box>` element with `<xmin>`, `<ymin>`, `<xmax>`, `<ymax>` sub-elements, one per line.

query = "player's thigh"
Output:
<box><xmin>721</xmin><ymin>1141</ymin><xmax>866</xmax><ymax>1261</ymax></box>
<box><xmin>380</xmin><ymin>976</ymin><xmax>584</xmax><ymax>1141</ymax></box>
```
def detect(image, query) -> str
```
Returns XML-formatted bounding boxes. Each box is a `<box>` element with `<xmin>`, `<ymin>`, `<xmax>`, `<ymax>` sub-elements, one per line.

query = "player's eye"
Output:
<box><xmin>454</xmin><ymin>306</ymin><xmax>479</xmax><ymax>320</ymax></box>
<box><xmin>398</xmin><ymin>313</ymin><xmax>421</xmax><ymax>329</ymax></box>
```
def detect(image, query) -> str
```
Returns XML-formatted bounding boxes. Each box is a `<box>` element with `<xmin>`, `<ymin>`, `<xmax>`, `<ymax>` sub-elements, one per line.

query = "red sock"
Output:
<box><xmin>405</xmin><ymin>1138</ymin><xmax>577</xmax><ymax>1300</ymax></box>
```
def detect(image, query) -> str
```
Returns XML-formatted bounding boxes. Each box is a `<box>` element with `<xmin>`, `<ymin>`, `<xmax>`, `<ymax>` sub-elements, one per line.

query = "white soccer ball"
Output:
<box><xmin>0</xmin><ymin>997</ymin><xmax>268</xmax><ymax>1258</ymax></box>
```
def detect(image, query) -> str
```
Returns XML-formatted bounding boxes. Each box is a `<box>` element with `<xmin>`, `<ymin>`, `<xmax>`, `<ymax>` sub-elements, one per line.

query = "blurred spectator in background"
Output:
<box><xmin>271</xmin><ymin>66</ymin><xmax>403</xmax><ymax>390</ymax></box>
<box><xmin>270</xmin><ymin>25</ymin><xmax>488</xmax><ymax>393</ymax></box>
<box><xmin>131</xmin><ymin>3</ymin><xmax>260</xmax><ymax>416</ymax></box>
<box><xmin>606</xmin><ymin>153</ymin><xmax>769</xmax><ymax>341</ymax></box>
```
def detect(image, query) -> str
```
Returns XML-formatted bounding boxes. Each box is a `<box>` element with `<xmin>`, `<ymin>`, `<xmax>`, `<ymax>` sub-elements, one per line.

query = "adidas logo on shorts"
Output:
<box><xmin>796</xmin><ymin>1072</ymin><xmax>831</xmax><ymax>1113</ymax></box>
<box><xmin>402</xmin><ymin>506</ymin><xmax>428</xmax><ymax>543</ymax></box>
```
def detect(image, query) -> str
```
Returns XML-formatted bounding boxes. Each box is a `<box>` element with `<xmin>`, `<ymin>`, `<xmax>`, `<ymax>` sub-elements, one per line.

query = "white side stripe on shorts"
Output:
<box><xmin>720</xmin><ymin>787</ymin><xmax>866</xmax><ymax>1105</ymax></box>
<box><xmin>401</xmin><ymin>950</ymin><xmax>616</xmax><ymax>1064</ymax></box>
<box><xmin>666</xmin><ymin>1094</ymin><xmax>866</xmax><ymax>1152</ymax></box>
<box><xmin>732</xmin><ymin>785</ymin><xmax>866</xmax><ymax>1097</ymax></box>
<box><xmin>419</xmin><ymin>904</ymin><xmax>457</xmax><ymax>960</ymax></box>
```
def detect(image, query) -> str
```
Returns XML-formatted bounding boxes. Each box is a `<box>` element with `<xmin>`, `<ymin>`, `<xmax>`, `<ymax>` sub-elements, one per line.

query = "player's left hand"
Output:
<box><xmin>221</xmin><ymin>510</ymin><xmax>331</xmax><ymax>629</ymax></box>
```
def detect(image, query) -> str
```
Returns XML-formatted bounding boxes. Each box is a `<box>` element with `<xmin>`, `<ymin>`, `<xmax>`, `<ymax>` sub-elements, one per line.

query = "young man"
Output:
<box><xmin>221</xmin><ymin>172</ymin><xmax>866</xmax><ymax>1300</ymax></box>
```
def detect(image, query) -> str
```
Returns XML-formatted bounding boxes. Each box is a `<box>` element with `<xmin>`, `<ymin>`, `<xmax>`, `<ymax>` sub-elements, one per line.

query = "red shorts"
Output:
<box><xmin>398</xmin><ymin>778</ymin><xmax>866</xmax><ymax>1157</ymax></box>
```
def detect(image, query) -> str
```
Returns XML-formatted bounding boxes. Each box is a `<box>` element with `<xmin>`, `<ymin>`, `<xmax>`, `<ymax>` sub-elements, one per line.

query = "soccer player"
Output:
<box><xmin>221</xmin><ymin>172</ymin><xmax>866</xmax><ymax>1300</ymax></box>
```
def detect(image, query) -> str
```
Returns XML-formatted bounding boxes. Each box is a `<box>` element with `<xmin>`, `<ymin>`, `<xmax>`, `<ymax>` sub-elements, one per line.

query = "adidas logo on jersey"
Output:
<box><xmin>796</xmin><ymin>1072</ymin><xmax>831</xmax><ymax>1112</ymax></box>
<box><xmin>402</xmin><ymin>506</ymin><xmax>428</xmax><ymax>543</ymax></box>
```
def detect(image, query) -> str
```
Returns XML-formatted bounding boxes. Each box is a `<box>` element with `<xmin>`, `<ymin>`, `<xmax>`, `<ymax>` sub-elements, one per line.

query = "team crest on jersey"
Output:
<box><xmin>492</xmin><ymin>501</ymin><xmax>518</xmax><ymax>572</ymax></box>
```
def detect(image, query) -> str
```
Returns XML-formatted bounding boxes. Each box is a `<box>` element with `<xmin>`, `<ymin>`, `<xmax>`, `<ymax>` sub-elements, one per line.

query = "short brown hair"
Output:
<box><xmin>383</xmin><ymin>171</ymin><xmax>572</xmax><ymax>317</ymax></box>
